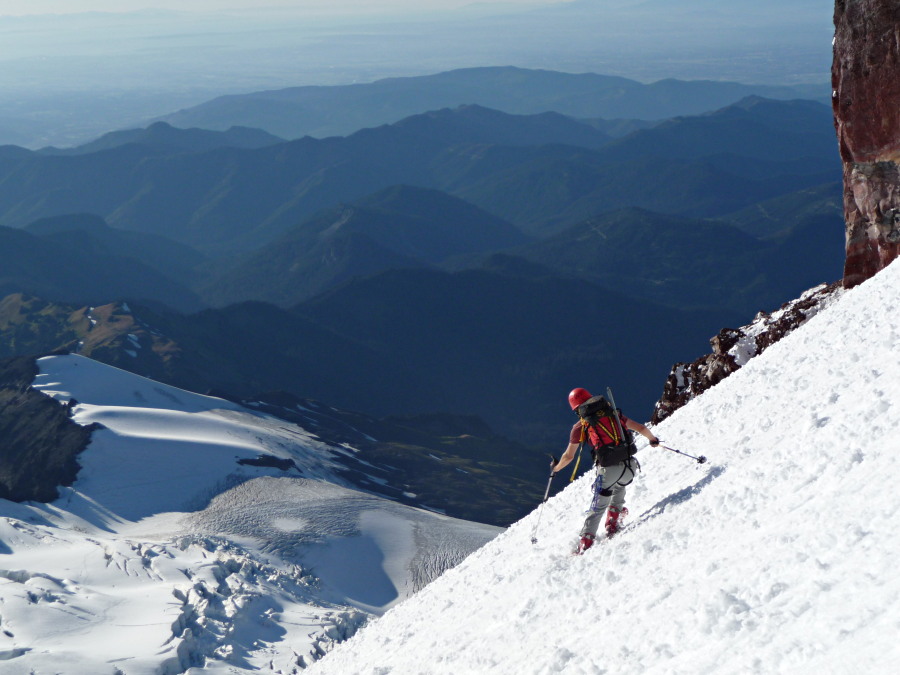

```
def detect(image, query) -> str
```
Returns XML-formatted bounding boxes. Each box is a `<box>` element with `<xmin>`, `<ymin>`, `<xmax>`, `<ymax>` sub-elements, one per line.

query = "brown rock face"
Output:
<box><xmin>0</xmin><ymin>355</ymin><xmax>98</xmax><ymax>502</ymax></box>
<box><xmin>832</xmin><ymin>1</ymin><xmax>900</xmax><ymax>287</ymax></box>
<box><xmin>651</xmin><ymin>282</ymin><xmax>842</xmax><ymax>424</ymax></box>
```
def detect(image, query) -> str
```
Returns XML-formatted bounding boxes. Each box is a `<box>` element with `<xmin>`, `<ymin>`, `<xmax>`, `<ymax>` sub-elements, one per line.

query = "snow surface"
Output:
<box><xmin>308</xmin><ymin>260</ymin><xmax>900</xmax><ymax>674</ymax></box>
<box><xmin>1</xmin><ymin>355</ymin><xmax>498</xmax><ymax>673</ymax></box>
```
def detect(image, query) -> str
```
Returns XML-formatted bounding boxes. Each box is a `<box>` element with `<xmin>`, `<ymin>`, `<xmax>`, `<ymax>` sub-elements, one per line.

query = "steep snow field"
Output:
<box><xmin>0</xmin><ymin>355</ymin><xmax>498</xmax><ymax>673</ymax></box>
<box><xmin>308</xmin><ymin>260</ymin><xmax>900</xmax><ymax>675</ymax></box>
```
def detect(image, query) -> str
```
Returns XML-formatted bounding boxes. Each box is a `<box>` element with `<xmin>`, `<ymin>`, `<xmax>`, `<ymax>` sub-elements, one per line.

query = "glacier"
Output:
<box><xmin>0</xmin><ymin>353</ymin><xmax>498</xmax><ymax>673</ymax></box>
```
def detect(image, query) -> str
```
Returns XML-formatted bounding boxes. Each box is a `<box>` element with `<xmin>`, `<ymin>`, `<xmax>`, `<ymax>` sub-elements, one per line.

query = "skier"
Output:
<box><xmin>551</xmin><ymin>387</ymin><xmax>660</xmax><ymax>553</ymax></box>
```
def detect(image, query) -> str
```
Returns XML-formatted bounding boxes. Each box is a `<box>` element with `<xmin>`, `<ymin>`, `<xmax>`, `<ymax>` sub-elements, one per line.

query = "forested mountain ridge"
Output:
<box><xmin>0</xmin><ymin>98</ymin><xmax>838</xmax><ymax>258</ymax></box>
<box><xmin>156</xmin><ymin>66</ymin><xmax>827</xmax><ymax>140</ymax></box>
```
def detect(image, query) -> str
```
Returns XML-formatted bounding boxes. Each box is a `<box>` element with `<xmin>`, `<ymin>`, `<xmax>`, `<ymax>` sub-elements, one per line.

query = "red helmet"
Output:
<box><xmin>568</xmin><ymin>387</ymin><xmax>592</xmax><ymax>410</ymax></box>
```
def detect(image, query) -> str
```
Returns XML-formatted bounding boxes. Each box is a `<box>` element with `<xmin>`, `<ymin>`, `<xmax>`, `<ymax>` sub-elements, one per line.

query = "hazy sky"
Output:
<box><xmin>0</xmin><ymin>0</ymin><xmax>565</xmax><ymax>15</ymax></box>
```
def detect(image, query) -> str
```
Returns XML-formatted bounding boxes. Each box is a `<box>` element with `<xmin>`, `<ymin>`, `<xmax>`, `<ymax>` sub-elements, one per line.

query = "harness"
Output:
<box><xmin>576</xmin><ymin>389</ymin><xmax>642</xmax><ymax>505</ymax></box>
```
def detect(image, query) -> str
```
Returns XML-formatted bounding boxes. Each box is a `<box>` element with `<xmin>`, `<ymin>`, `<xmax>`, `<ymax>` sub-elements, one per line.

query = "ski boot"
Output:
<box><xmin>575</xmin><ymin>533</ymin><xmax>595</xmax><ymax>555</ymax></box>
<box><xmin>605</xmin><ymin>506</ymin><xmax>628</xmax><ymax>538</ymax></box>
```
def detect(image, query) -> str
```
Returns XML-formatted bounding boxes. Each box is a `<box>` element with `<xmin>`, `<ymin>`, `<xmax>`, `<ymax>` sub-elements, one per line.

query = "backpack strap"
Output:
<box><xmin>586</xmin><ymin>412</ymin><xmax>635</xmax><ymax>467</ymax></box>
<box><xmin>587</xmin><ymin>414</ymin><xmax>621</xmax><ymax>448</ymax></box>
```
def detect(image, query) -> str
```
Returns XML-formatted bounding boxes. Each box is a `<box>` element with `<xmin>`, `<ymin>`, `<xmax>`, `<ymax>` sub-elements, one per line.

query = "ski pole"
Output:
<box><xmin>661</xmin><ymin>444</ymin><xmax>707</xmax><ymax>464</ymax></box>
<box><xmin>531</xmin><ymin>455</ymin><xmax>557</xmax><ymax>545</ymax></box>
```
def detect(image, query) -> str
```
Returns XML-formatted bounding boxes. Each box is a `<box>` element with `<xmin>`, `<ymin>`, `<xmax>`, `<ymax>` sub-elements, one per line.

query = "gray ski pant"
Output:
<box><xmin>580</xmin><ymin>460</ymin><xmax>635</xmax><ymax>537</ymax></box>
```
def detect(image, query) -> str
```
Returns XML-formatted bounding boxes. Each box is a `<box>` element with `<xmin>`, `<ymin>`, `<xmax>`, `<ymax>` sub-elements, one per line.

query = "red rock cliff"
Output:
<box><xmin>832</xmin><ymin>1</ymin><xmax>900</xmax><ymax>287</ymax></box>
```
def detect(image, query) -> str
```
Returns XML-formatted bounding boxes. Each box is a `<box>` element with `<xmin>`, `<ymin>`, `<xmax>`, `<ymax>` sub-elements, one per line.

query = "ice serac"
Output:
<box><xmin>832</xmin><ymin>0</ymin><xmax>900</xmax><ymax>287</ymax></box>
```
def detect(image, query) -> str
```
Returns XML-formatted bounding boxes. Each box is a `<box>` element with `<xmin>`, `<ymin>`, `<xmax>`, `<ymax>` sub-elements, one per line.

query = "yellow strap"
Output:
<box><xmin>569</xmin><ymin>450</ymin><xmax>581</xmax><ymax>482</ymax></box>
<box><xmin>597</xmin><ymin>417</ymin><xmax>620</xmax><ymax>445</ymax></box>
<box><xmin>583</xmin><ymin>415</ymin><xmax>620</xmax><ymax>446</ymax></box>
<box><xmin>569</xmin><ymin>422</ymin><xmax>589</xmax><ymax>482</ymax></box>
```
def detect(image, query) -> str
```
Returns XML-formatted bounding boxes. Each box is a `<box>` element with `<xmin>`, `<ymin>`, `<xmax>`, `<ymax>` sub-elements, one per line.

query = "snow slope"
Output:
<box><xmin>0</xmin><ymin>354</ymin><xmax>498</xmax><ymax>673</ymax></box>
<box><xmin>308</xmin><ymin>259</ymin><xmax>900</xmax><ymax>675</ymax></box>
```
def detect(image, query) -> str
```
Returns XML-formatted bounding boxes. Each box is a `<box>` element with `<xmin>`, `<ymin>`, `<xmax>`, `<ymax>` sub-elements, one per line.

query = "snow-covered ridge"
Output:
<box><xmin>307</xmin><ymin>260</ymin><xmax>900</xmax><ymax>674</ymax></box>
<box><xmin>1</xmin><ymin>355</ymin><xmax>499</xmax><ymax>673</ymax></box>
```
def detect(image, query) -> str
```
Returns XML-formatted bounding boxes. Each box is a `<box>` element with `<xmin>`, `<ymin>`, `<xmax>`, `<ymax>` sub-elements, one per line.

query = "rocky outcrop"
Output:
<box><xmin>832</xmin><ymin>1</ymin><xmax>900</xmax><ymax>287</ymax></box>
<box><xmin>652</xmin><ymin>282</ymin><xmax>843</xmax><ymax>424</ymax></box>
<box><xmin>0</xmin><ymin>354</ymin><xmax>99</xmax><ymax>502</ymax></box>
<box><xmin>0</xmin><ymin>293</ymin><xmax>85</xmax><ymax>358</ymax></box>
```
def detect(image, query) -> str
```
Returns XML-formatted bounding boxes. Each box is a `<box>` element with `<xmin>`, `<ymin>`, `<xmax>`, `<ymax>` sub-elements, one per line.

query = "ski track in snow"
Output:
<box><xmin>307</xmin><ymin>260</ymin><xmax>900</xmax><ymax>675</ymax></box>
<box><xmin>0</xmin><ymin>354</ymin><xmax>498</xmax><ymax>674</ymax></box>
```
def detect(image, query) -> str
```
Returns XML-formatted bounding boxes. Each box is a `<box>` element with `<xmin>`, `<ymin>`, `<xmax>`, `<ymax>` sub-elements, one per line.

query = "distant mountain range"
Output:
<box><xmin>38</xmin><ymin>121</ymin><xmax>284</xmax><ymax>156</ymax></box>
<box><xmin>598</xmin><ymin>97</ymin><xmax>837</xmax><ymax>163</ymax></box>
<box><xmin>0</xmin><ymin>219</ymin><xmax>204</xmax><ymax>313</ymax></box>
<box><xmin>24</xmin><ymin>213</ymin><xmax>205</xmax><ymax>286</ymax></box>
<box><xmin>0</xmin><ymin>90</ymin><xmax>844</xmax><ymax>447</ymax></box>
<box><xmin>0</xmin><ymin>97</ymin><xmax>838</xmax><ymax>255</ymax></box>
<box><xmin>198</xmin><ymin>185</ymin><xmax>531</xmax><ymax>306</ymax></box>
<box><xmin>725</xmin><ymin>181</ymin><xmax>843</xmax><ymax>238</ymax></box>
<box><xmin>506</xmin><ymin>206</ymin><xmax>845</xmax><ymax>313</ymax></box>
<box><xmin>155</xmin><ymin>66</ymin><xmax>828</xmax><ymax>140</ymax></box>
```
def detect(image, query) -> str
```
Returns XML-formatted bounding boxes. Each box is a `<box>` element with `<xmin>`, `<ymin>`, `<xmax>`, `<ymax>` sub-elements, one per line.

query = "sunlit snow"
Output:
<box><xmin>308</xmin><ymin>259</ymin><xmax>900</xmax><ymax>674</ymax></box>
<box><xmin>0</xmin><ymin>355</ymin><xmax>498</xmax><ymax>673</ymax></box>
<box><xmin>4</xmin><ymin>257</ymin><xmax>900</xmax><ymax>673</ymax></box>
